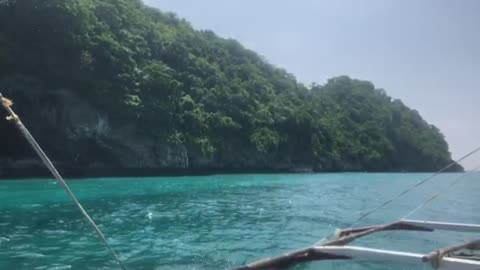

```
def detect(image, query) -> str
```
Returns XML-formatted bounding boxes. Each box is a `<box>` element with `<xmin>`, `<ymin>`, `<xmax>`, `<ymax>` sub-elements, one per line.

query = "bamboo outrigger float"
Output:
<box><xmin>231</xmin><ymin>219</ymin><xmax>480</xmax><ymax>270</ymax></box>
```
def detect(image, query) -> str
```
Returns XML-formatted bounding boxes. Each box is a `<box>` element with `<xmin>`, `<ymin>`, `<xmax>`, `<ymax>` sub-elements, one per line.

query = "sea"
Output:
<box><xmin>0</xmin><ymin>173</ymin><xmax>479</xmax><ymax>270</ymax></box>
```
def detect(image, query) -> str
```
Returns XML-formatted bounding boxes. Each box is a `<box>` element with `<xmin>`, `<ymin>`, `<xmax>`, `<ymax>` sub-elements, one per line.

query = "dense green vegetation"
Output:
<box><xmin>0</xmin><ymin>0</ymin><xmax>461</xmax><ymax>175</ymax></box>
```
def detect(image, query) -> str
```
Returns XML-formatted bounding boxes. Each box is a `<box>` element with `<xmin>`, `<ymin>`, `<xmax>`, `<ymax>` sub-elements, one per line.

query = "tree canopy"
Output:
<box><xmin>0</xmin><ymin>0</ymin><xmax>462</xmax><ymax>174</ymax></box>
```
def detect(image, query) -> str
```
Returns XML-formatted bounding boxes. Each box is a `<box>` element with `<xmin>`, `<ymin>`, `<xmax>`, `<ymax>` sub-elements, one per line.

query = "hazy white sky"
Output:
<box><xmin>143</xmin><ymin>0</ymin><xmax>480</xmax><ymax>168</ymax></box>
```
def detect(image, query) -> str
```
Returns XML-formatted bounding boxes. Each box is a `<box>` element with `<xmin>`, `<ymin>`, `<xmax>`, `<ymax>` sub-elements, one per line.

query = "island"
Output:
<box><xmin>0</xmin><ymin>0</ymin><xmax>462</xmax><ymax>178</ymax></box>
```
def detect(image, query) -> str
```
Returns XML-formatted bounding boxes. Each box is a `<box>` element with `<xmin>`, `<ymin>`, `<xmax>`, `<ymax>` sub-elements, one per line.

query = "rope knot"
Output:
<box><xmin>6</xmin><ymin>114</ymin><xmax>19</xmax><ymax>122</ymax></box>
<box><xmin>431</xmin><ymin>250</ymin><xmax>441</xmax><ymax>269</ymax></box>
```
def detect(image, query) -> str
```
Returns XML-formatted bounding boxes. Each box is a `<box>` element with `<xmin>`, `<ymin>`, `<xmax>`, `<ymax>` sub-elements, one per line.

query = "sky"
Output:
<box><xmin>143</xmin><ymin>0</ymin><xmax>480</xmax><ymax>168</ymax></box>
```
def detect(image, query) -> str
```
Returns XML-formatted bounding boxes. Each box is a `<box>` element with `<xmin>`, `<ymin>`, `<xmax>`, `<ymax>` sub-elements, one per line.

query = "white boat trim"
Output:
<box><xmin>401</xmin><ymin>219</ymin><xmax>480</xmax><ymax>233</ymax></box>
<box><xmin>313</xmin><ymin>246</ymin><xmax>480</xmax><ymax>270</ymax></box>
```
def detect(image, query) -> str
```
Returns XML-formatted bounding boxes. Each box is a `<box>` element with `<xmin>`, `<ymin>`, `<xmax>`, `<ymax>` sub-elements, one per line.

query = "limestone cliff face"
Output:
<box><xmin>0</xmin><ymin>89</ymin><xmax>309</xmax><ymax>178</ymax></box>
<box><xmin>0</xmin><ymin>89</ymin><xmax>192</xmax><ymax>177</ymax></box>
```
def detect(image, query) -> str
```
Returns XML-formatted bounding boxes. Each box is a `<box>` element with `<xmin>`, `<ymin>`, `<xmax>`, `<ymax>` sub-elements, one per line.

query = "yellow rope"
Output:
<box><xmin>1</xmin><ymin>96</ymin><xmax>13</xmax><ymax>107</ymax></box>
<box><xmin>1</xmin><ymin>96</ymin><xmax>19</xmax><ymax>122</ymax></box>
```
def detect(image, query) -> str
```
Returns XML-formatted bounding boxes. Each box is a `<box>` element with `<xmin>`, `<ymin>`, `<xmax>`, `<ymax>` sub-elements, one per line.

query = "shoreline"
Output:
<box><xmin>0</xmin><ymin>167</ymin><xmax>464</xmax><ymax>180</ymax></box>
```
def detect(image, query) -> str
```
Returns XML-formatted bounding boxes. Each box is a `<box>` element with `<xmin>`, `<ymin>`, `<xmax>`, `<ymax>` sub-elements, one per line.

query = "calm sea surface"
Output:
<box><xmin>0</xmin><ymin>173</ymin><xmax>479</xmax><ymax>270</ymax></box>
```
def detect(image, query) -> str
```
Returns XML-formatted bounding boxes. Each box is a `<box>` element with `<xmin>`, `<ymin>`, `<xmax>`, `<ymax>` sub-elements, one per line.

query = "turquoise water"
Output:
<box><xmin>0</xmin><ymin>173</ymin><xmax>479</xmax><ymax>270</ymax></box>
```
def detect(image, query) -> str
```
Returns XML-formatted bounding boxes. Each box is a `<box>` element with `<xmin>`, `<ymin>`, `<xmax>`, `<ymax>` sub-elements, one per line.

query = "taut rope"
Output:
<box><xmin>402</xmin><ymin>163</ymin><xmax>480</xmax><ymax>220</ymax></box>
<box><xmin>0</xmin><ymin>93</ymin><xmax>127</xmax><ymax>270</ymax></box>
<box><xmin>347</xmin><ymin>146</ymin><xmax>480</xmax><ymax>229</ymax></box>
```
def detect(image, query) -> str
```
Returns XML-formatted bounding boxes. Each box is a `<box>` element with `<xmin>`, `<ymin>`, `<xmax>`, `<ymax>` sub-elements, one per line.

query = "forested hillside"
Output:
<box><xmin>0</xmin><ymin>0</ymin><xmax>462</xmax><ymax>177</ymax></box>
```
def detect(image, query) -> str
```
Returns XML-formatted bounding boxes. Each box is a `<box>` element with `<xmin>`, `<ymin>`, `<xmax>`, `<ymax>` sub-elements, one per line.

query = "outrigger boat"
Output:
<box><xmin>2</xmin><ymin>93</ymin><xmax>480</xmax><ymax>270</ymax></box>
<box><xmin>230</xmin><ymin>219</ymin><xmax>480</xmax><ymax>270</ymax></box>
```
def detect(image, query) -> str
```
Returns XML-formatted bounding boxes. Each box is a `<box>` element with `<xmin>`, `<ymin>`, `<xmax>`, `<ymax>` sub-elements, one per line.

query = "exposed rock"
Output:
<box><xmin>0</xmin><ymin>89</ymin><xmax>194</xmax><ymax>177</ymax></box>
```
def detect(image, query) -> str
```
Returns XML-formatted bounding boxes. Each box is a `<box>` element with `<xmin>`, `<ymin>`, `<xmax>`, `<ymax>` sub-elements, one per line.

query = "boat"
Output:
<box><xmin>230</xmin><ymin>219</ymin><xmax>480</xmax><ymax>270</ymax></box>
<box><xmin>228</xmin><ymin>157</ymin><xmax>480</xmax><ymax>269</ymax></box>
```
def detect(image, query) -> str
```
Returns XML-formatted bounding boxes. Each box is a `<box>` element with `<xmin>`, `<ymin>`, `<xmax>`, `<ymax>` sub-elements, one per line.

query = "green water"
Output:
<box><xmin>0</xmin><ymin>173</ymin><xmax>479</xmax><ymax>270</ymax></box>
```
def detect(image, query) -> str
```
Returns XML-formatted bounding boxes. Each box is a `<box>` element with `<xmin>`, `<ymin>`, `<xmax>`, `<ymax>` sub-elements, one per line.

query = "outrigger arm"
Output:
<box><xmin>230</xmin><ymin>219</ymin><xmax>480</xmax><ymax>270</ymax></box>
